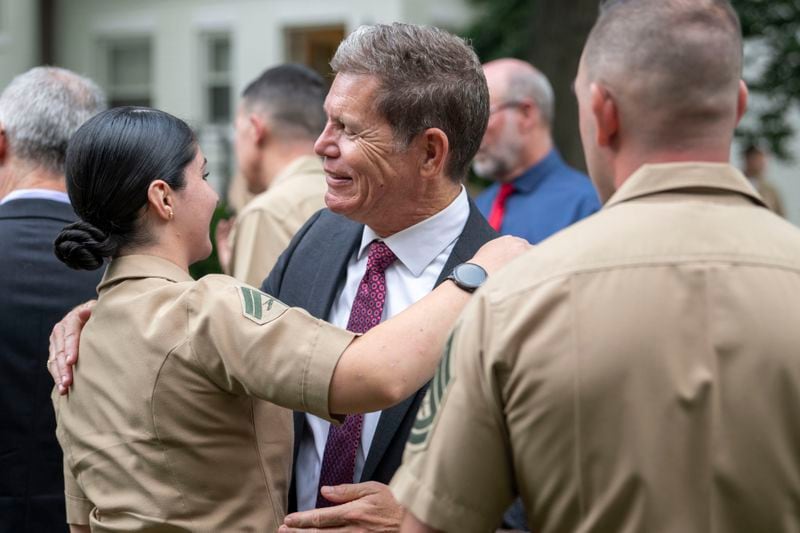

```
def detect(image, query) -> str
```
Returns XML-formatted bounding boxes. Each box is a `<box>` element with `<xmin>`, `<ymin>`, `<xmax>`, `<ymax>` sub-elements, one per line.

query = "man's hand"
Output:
<box><xmin>279</xmin><ymin>482</ymin><xmax>403</xmax><ymax>532</ymax></box>
<box><xmin>214</xmin><ymin>216</ymin><xmax>235</xmax><ymax>274</ymax></box>
<box><xmin>47</xmin><ymin>300</ymin><xmax>95</xmax><ymax>394</ymax></box>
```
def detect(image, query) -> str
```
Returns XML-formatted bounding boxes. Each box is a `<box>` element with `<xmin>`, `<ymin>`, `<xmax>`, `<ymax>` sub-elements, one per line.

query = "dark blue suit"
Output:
<box><xmin>0</xmin><ymin>198</ymin><xmax>103</xmax><ymax>533</ymax></box>
<box><xmin>262</xmin><ymin>201</ymin><xmax>496</xmax><ymax>512</ymax></box>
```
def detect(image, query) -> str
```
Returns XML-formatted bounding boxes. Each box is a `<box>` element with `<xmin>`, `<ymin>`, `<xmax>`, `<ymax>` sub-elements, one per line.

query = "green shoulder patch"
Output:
<box><xmin>238</xmin><ymin>286</ymin><xmax>288</xmax><ymax>325</ymax></box>
<box><xmin>406</xmin><ymin>328</ymin><xmax>456</xmax><ymax>452</ymax></box>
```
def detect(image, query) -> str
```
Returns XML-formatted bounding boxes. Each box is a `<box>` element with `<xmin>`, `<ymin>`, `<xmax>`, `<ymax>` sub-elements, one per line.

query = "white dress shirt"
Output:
<box><xmin>295</xmin><ymin>187</ymin><xmax>470</xmax><ymax>511</ymax></box>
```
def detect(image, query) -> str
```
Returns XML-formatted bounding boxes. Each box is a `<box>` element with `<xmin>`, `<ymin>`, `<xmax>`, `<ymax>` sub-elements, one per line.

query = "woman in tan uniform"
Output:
<box><xmin>51</xmin><ymin>107</ymin><xmax>521</xmax><ymax>532</ymax></box>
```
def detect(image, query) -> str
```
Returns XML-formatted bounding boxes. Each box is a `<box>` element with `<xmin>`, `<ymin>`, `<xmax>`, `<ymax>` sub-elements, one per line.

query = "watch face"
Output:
<box><xmin>455</xmin><ymin>263</ymin><xmax>487</xmax><ymax>288</ymax></box>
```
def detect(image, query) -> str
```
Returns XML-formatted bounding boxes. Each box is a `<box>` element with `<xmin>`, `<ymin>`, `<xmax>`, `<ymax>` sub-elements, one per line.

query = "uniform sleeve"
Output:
<box><xmin>186</xmin><ymin>276</ymin><xmax>356</xmax><ymax>422</ymax></box>
<box><xmin>63</xmin><ymin>459</ymin><xmax>93</xmax><ymax>525</ymax></box>
<box><xmin>230</xmin><ymin>207</ymin><xmax>293</xmax><ymax>287</ymax></box>
<box><xmin>390</xmin><ymin>292</ymin><xmax>515</xmax><ymax>532</ymax></box>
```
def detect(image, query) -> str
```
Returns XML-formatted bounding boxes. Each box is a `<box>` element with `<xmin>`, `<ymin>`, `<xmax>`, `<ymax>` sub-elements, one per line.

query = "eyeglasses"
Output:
<box><xmin>488</xmin><ymin>101</ymin><xmax>526</xmax><ymax>115</ymax></box>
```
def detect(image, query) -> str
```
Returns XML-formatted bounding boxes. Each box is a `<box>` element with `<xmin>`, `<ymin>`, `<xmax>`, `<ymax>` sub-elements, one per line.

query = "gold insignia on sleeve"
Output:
<box><xmin>238</xmin><ymin>286</ymin><xmax>288</xmax><ymax>325</ymax></box>
<box><xmin>407</xmin><ymin>328</ymin><xmax>456</xmax><ymax>452</ymax></box>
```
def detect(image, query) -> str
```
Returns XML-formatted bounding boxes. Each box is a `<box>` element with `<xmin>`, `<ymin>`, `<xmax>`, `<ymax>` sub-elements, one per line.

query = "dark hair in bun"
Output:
<box><xmin>54</xmin><ymin>107</ymin><xmax>196</xmax><ymax>270</ymax></box>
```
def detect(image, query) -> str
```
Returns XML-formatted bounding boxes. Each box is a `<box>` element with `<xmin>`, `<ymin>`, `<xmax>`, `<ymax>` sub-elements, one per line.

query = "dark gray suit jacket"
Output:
<box><xmin>261</xmin><ymin>200</ymin><xmax>496</xmax><ymax>512</ymax></box>
<box><xmin>0</xmin><ymin>198</ymin><xmax>103</xmax><ymax>533</ymax></box>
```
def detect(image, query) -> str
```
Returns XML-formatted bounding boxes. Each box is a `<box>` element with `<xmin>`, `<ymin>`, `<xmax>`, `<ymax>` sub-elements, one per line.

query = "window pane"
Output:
<box><xmin>109</xmin><ymin>42</ymin><xmax>151</xmax><ymax>86</ymax></box>
<box><xmin>208</xmin><ymin>85</ymin><xmax>231</xmax><ymax>123</ymax></box>
<box><xmin>209</xmin><ymin>37</ymin><xmax>230</xmax><ymax>74</ymax></box>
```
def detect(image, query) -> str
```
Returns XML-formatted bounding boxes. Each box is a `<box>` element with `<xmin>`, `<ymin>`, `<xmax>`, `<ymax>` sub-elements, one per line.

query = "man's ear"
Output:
<box><xmin>418</xmin><ymin>128</ymin><xmax>449</xmax><ymax>179</ymax></box>
<box><xmin>517</xmin><ymin>98</ymin><xmax>542</xmax><ymax>131</ymax></box>
<box><xmin>735</xmin><ymin>80</ymin><xmax>748</xmax><ymax>125</ymax></box>
<box><xmin>590</xmin><ymin>82</ymin><xmax>619</xmax><ymax>147</ymax></box>
<box><xmin>249</xmin><ymin>114</ymin><xmax>269</xmax><ymax>146</ymax></box>
<box><xmin>146</xmin><ymin>180</ymin><xmax>175</xmax><ymax>222</ymax></box>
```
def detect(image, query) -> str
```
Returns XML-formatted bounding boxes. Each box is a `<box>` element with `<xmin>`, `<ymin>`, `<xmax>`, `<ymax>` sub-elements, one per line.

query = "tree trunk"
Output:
<box><xmin>527</xmin><ymin>0</ymin><xmax>599</xmax><ymax>171</ymax></box>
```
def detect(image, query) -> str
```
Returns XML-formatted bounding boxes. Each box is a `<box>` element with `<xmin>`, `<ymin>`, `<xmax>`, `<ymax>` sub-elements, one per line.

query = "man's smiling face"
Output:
<box><xmin>314</xmin><ymin>73</ymin><xmax>424</xmax><ymax>229</ymax></box>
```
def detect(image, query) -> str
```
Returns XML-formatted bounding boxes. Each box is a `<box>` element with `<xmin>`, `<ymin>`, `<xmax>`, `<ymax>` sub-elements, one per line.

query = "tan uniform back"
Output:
<box><xmin>229</xmin><ymin>155</ymin><xmax>327</xmax><ymax>286</ymax></box>
<box><xmin>52</xmin><ymin>254</ymin><xmax>354</xmax><ymax>532</ymax></box>
<box><xmin>393</xmin><ymin>163</ymin><xmax>800</xmax><ymax>532</ymax></box>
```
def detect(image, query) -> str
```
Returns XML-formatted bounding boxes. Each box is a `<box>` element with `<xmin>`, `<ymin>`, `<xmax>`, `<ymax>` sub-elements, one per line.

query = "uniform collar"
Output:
<box><xmin>360</xmin><ymin>186</ymin><xmax>469</xmax><ymax>277</ymax></box>
<box><xmin>272</xmin><ymin>155</ymin><xmax>323</xmax><ymax>186</ymax></box>
<box><xmin>511</xmin><ymin>149</ymin><xmax>563</xmax><ymax>193</ymax></box>
<box><xmin>604</xmin><ymin>162</ymin><xmax>767</xmax><ymax>209</ymax></box>
<box><xmin>97</xmin><ymin>254</ymin><xmax>194</xmax><ymax>293</ymax></box>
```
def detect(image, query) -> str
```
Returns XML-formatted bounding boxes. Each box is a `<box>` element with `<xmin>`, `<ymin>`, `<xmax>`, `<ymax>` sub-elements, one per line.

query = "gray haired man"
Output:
<box><xmin>266</xmin><ymin>23</ymin><xmax>498</xmax><ymax>532</ymax></box>
<box><xmin>0</xmin><ymin>67</ymin><xmax>105</xmax><ymax>532</ymax></box>
<box><xmin>474</xmin><ymin>58</ymin><xmax>599</xmax><ymax>244</ymax></box>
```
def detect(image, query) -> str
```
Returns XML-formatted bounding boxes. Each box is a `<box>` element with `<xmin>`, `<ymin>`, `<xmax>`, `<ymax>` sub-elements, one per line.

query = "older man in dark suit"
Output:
<box><xmin>0</xmin><ymin>67</ymin><xmax>105</xmax><ymax>533</ymax></box>
<box><xmin>267</xmin><ymin>24</ymin><xmax>496</xmax><ymax>532</ymax></box>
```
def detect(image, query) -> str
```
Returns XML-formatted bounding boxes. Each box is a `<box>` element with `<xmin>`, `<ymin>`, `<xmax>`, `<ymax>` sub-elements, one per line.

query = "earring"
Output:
<box><xmin>167</xmin><ymin>208</ymin><xmax>174</xmax><ymax>219</ymax></box>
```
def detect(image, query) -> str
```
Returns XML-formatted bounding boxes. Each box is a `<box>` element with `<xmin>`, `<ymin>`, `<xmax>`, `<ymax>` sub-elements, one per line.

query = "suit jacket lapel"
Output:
<box><xmin>297</xmin><ymin>212</ymin><xmax>362</xmax><ymax>319</ymax></box>
<box><xmin>360</xmin><ymin>198</ymin><xmax>497</xmax><ymax>481</ymax></box>
<box><xmin>291</xmin><ymin>212</ymin><xmax>363</xmax><ymax>509</ymax></box>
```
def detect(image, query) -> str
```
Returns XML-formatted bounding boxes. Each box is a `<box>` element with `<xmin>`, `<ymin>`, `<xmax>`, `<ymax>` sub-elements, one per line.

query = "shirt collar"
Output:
<box><xmin>360</xmin><ymin>186</ymin><xmax>469</xmax><ymax>277</ymax></box>
<box><xmin>0</xmin><ymin>188</ymin><xmax>70</xmax><ymax>205</ymax></box>
<box><xmin>272</xmin><ymin>155</ymin><xmax>323</xmax><ymax>186</ymax></box>
<box><xmin>604</xmin><ymin>162</ymin><xmax>766</xmax><ymax>209</ymax></box>
<box><xmin>97</xmin><ymin>254</ymin><xmax>194</xmax><ymax>293</ymax></box>
<box><xmin>511</xmin><ymin>149</ymin><xmax>563</xmax><ymax>193</ymax></box>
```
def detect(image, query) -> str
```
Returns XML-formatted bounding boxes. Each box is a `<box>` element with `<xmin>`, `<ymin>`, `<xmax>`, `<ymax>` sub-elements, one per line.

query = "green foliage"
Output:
<box><xmin>188</xmin><ymin>202</ymin><xmax>230</xmax><ymax>280</ymax></box>
<box><xmin>732</xmin><ymin>0</ymin><xmax>800</xmax><ymax>160</ymax></box>
<box><xmin>463</xmin><ymin>0</ymin><xmax>532</xmax><ymax>60</ymax></box>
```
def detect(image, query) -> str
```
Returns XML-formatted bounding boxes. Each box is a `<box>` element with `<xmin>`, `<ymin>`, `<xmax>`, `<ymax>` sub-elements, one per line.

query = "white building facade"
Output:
<box><xmin>0</xmin><ymin>0</ymin><xmax>474</xmax><ymax>195</ymax></box>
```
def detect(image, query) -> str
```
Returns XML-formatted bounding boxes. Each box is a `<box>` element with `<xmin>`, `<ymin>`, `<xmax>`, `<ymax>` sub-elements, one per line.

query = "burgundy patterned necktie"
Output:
<box><xmin>316</xmin><ymin>240</ymin><xmax>398</xmax><ymax>508</ymax></box>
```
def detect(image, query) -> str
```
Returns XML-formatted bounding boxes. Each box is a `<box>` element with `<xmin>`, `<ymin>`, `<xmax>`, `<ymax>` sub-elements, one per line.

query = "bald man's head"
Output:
<box><xmin>582</xmin><ymin>0</ymin><xmax>743</xmax><ymax>146</ymax></box>
<box><xmin>474</xmin><ymin>59</ymin><xmax>556</xmax><ymax>181</ymax></box>
<box><xmin>483</xmin><ymin>58</ymin><xmax>555</xmax><ymax>127</ymax></box>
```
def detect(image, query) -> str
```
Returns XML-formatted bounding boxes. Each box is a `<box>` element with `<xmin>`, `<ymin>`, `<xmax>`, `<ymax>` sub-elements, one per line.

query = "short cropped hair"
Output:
<box><xmin>584</xmin><ymin>0</ymin><xmax>742</xmax><ymax>128</ymax></box>
<box><xmin>0</xmin><ymin>67</ymin><xmax>106</xmax><ymax>174</ymax></box>
<box><xmin>331</xmin><ymin>23</ymin><xmax>489</xmax><ymax>181</ymax></box>
<box><xmin>241</xmin><ymin>64</ymin><xmax>327</xmax><ymax>141</ymax></box>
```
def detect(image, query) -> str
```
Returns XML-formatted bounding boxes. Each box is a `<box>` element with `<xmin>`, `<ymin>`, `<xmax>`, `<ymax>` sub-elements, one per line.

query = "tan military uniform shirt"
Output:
<box><xmin>392</xmin><ymin>163</ymin><xmax>800</xmax><ymax>532</ymax></box>
<box><xmin>52</xmin><ymin>254</ymin><xmax>355</xmax><ymax>532</ymax></box>
<box><xmin>229</xmin><ymin>155</ymin><xmax>327</xmax><ymax>286</ymax></box>
<box><xmin>749</xmin><ymin>175</ymin><xmax>785</xmax><ymax>217</ymax></box>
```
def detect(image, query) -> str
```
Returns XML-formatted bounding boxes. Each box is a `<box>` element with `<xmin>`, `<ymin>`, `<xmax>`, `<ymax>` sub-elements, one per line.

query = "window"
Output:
<box><xmin>203</xmin><ymin>34</ymin><xmax>232</xmax><ymax>124</ymax></box>
<box><xmin>100</xmin><ymin>38</ymin><xmax>152</xmax><ymax>108</ymax></box>
<box><xmin>285</xmin><ymin>26</ymin><xmax>345</xmax><ymax>81</ymax></box>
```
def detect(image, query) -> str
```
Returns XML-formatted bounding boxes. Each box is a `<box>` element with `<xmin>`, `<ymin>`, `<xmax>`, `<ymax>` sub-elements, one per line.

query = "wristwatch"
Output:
<box><xmin>445</xmin><ymin>263</ymin><xmax>488</xmax><ymax>293</ymax></box>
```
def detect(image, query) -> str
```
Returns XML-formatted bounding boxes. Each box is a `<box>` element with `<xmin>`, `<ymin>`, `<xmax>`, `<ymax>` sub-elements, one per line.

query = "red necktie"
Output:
<box><xmin>487</xmin><ymin>182</ymin><xmax>515</xmax><ymax>232</ymax></box>
<box><xmin>316</xmin><ymin>240</ymin><xmax>397</xmax><ymax>507</ymax></box>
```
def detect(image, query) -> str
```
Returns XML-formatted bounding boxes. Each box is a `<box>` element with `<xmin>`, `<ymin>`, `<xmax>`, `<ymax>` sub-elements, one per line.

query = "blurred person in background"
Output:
<box><xmin>742</xmin><ymin>143</ymin><xmax>784</xmax><ymax>216</ymax></box>
<box><xmin>0</xmin><ymin>66</ymin><xmax>105</xmax><ymax>533</ymax></box>
<box><xmin>474</xmin><ymin>58</ymin><xmax>600</xmax><ymax>243</ymax></box>
<box><xmin>216</xmin><ymin>64</ymin><xmax>328</xmax><ymax>285</ymax></box>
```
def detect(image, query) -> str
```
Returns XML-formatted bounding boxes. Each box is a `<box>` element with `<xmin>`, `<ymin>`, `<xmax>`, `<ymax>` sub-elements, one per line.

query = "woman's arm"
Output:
<box><xmin>329</xmin><ymin>235</ymin><xmax>529</xmax><ymax>414</ymax></box>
